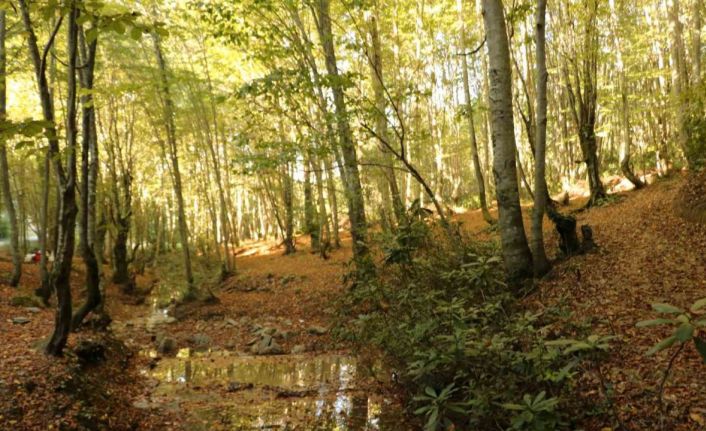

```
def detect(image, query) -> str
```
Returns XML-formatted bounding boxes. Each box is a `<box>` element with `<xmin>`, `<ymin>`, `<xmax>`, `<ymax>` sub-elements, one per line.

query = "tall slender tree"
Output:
<box><xmin>72</xmin><ymin>20</ymin><xmax>102</xmax><ymax>329</ymax></box>
<box><xmin>314</xmin><ymin>0</ymin><xmax>370</xmax><ymax>271</ymax></box>
<box><xmin>564</xmin><ymin>0</ymin><xmax>606</xmax><ymax>206</ymax></box>
<box><xmin>531</xmin><ymin>0</ymin><xmax>550</xmax><ymax>276</ymax></box>
<box><xmin>458</xmin><ymin>0</ymin><xmax>494</xmax><ymax>225</ymax></box>
<box><xmin>367</xmin><ymin>5</ymin><xmax>405</xmax><ymax>226</ymax></box>
<box><xmin>482</xmin><ymin>0</ymin><xmax>533</xmax><ymax>282</ymax></box>
<box><xmin>0</xmin><ymin>10</ymin><xmax>21</xmax><ymax>287</ymax></box>
<box><xmin>152</xmin><ymin>32</ymin><xmax>195</xmax><ymax>295</ymax></box>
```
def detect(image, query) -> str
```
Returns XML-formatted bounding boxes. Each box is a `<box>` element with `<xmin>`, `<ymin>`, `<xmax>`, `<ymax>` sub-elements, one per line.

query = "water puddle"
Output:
<box><xmin>111</xmin><ymin>297</ymin><xmax>177</xmax><ymax>336</ymax></box>
<box><xmin>143</xmin><ymin>349</ymin><xmax>406</xmax><ymax>430</ymax></box>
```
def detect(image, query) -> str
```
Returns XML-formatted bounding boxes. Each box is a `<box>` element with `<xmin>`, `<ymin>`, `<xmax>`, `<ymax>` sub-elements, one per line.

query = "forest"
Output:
<box><xmin>0</xmin><ymin>0</ymin><xmax>705</xmax><ymax>429</ymax></box>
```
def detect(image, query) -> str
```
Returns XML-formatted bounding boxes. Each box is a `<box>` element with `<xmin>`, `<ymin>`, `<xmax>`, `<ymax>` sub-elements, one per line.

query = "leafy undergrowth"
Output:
<box><xmin>339</xmin><ymin>175</ymin><xmax>706</xmax><ymax>430</ymax></box>
<box><xmin>531</xmin><ymin>175</ymin><xmax>706</xmax><ymax>430</ymax></box>
<box><xmin>2</xmin><ymin>176</ymin><xmax>705</xmax><ymax>430</ymax></box>
<box><xmin>338</xmin><ymin>206</ymin><xmax>610</xmax><ymax>430</ymax></box>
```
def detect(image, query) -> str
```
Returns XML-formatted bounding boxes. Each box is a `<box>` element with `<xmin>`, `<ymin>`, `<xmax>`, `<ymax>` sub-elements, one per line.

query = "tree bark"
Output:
<box><xmin>47</xmin><ymin>2</ymin><xmax>79</xmax><ymax>356</ymax></box>
<box><xmin>0</xmin><ymin>11</ymin><xmax>21</xmax><ymax>287</ymax></box>
<box><xmin>20</xmin><ymin>4</ymin><xmax>62</xmax><ymax>304</ymax></box>
<box><xmin>303</xmin><ymin>153</ymin><xmax>320</xmax><ymax>252</ymax></box>
<box><xmin>72</xmin><ymin>23</ymin><xmax>102</xmax><ymax>330</ymax></box>
<box><xmin>482</xmin><ymin>0</ymin><xmax>533</xmax><ymax>282</ymax></box>
<box><xmin>458</xmin><ymin>0</ymin><xmax>494</xmax><ymax>226</ymax></box>
<box><xmin>367</xmin><ymin>7</ymin><xmax>405</xmax><ymax>226</ymax></box>
<box><xmin>312</xmin><ymin>155</ymin><xmax>331</xmax><ymax>256</ymax></box>
<box><xmin>324</xmin><ymin>156</ymin><xmax>341</xmax><ymax>248</ymax></box>
<box><xmin>619</xmin><ymin>79</ymin><xmax>644</xmax><ymax>189</ymax></box>
<box><xmin>692</xmin><ymin>0</ymin><xmax>702</xmax><ymax>81</ymax></box>
<box><xmin>314</xmin><ymin>0</ymin><xmax>370</xmax><ymax>270</ymax></box>
<box><xmin>610</xmin><ymin>0</ymin><xmax>644</xmax><ymax>190</ymax></box>
<box><xmin>282</xmin><ymin>164</ymin><xmax>296</xmax><ymax>255</ymax></box>
<box><xmin>564</xmin><ymin>0</ymin><xmax>606</xmax><ymax>206</ymax></box>
<box><xmin>531</xmin><ymin>0</ymin><xmax>550</xmax><ymax>277</ymax></box>
<box><xmin>152</xmin><ymin>32</ymin><xmax>194</xmax><ymax>295</ymax></box>
<box><xmin>670</xmin><ymin>0</ymin><xmax>691</xmax><ymax>166</ymax></box>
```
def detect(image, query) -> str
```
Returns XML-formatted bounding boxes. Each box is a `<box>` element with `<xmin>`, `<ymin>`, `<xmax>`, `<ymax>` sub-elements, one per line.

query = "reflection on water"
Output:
<box><xmin>147</xmin><ymin>351</ymin><xmax>406</xmax><ymax>430</ymax></box>
<box><xmin>154</xmin><ymin>349</ymin><xmax>356</xmax><ymax>390</ymax></box>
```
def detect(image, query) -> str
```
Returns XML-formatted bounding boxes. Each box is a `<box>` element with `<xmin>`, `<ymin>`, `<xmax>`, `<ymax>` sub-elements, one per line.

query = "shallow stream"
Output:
<box><xmin>143</xmin><ymin>349</ymin><xmax>405</xmax><ymax>430</ymax></box>
<box><xmin>117</xmin><ymin>302</ymin><xmax>407</xmax><ymax>430</ymax></box>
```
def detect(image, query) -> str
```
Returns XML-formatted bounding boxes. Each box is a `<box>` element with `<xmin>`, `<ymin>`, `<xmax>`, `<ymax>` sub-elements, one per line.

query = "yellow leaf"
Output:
<box><xmin>690</xmin><ymin>412</ymin><xmax>705</xmax><ymax>426</ymax></box>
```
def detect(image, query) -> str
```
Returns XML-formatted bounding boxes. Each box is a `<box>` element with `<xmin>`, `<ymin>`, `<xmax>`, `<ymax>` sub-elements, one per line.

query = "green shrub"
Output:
<box><xmin>337</xmin><ymin>210</ymin><xmax>610</xmax><ymax>430</ymax></box>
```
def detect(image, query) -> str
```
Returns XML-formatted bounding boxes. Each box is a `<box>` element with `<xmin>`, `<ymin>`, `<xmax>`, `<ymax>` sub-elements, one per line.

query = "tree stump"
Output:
<box><xmin>548</xmin><ymin>206</ymin><xmax>581</xmax><ymax>256</ymax></box>
<box><xmin>547</xmin><ymin>205</ymin><xmax>597</xmax><ymax>258</ymax></box>
<box><xmin>580</xmin><ymin>225</ymin><xmax>596</xmax><ymax>252</ymax></box>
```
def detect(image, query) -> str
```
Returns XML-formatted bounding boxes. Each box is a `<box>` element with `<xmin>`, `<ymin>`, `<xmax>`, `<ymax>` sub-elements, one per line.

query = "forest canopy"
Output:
<box><xmin>0</xmin><ymin>0</ymin><xmax>704</xmax><ymax>429</ymax></box>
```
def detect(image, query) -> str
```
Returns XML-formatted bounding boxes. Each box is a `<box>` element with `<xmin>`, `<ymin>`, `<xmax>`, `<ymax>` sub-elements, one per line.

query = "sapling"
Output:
<box><xmin>636</xmin><ymin>299</ymin><xmax>706</xmax><ymax>425</ymax></box>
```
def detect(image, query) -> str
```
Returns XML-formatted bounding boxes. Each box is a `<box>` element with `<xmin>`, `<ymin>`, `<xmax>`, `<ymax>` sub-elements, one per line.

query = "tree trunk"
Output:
<box><xmin>72</xmin><ymin>23</ymin><xmax>102</xmax><ymax>330</ymax></box>
<box><xmin>368</xmin><ymin>7</ymin><xmax>405</xmax><ymax>226</ymax></box>
<box><xmin>152</xmin><ymin>33</ymin><xmax>194</xmax><ymax>295</ymax></box>
<box><xmin>20</xmin><ymin>0</ymin><xmax>79</xmax><ymax>355</ymax></box>
<box><xmin>315</xmin><ymin>0</ymin><xmax>370</xmax><ymax>270</ymax></box>
<box><xmin>482</xmin><ymin>0</ymin><xmax>533</xmax><ymax>282</ymax></box>
<box><xmin>324</xmin><ymin>156</ymin><xmax>341</xmax><ymax>248</ymax></box>
<box><xmin>564</xmin><ymin>0</ymin><xmax>606</xmax><ymax>207</ymax></box>
<box><xmin>459</xmin><ymin>2</ymin><xmax>494</xmax><ymax>225</ymax></box>
<box><xmin>579</xmin><ymin>128</ymin><xmax>606</xmax><ymax>206</ymax></box>
<box><xmin>670</xmin><ymin>0</ymin><xmax>691</xmax><ymax>166</ymax></box>
<box><xmin>619</xmin><ymin>79</ymin><xmax>644</xmax><ymax>189</ymax></box>
<box><xmin>531</xmin><ymin>0</ymin><xmax>550</xmax><ymax>277</ymax></box>
<box><xmin>303</xmin><ymin>154</ymin><xmax>320</xmax><ymax>252</ymax></box>
<box><xmin>611</xmin><ymin>0</ymin><xmax>644</xmax><ymax>190</ymax></box>
<box><xmin>37</xmin><ymin>152</ymin><xmax>51</xmax><ymax>300</ymax></box>
<box><xmin>282</xmin><ymin>164</ymin><xmax>296</xmax><ymax>255</ymax></box>
<box><xmin>47</xmin><ymin>2</ymin><xmax>79</xmax><ymax>356</ymax></box>
<box><xmin>0</xmin><ymin>11</ymin><xmax>21</xmax><ymax>287</ymax></box>
<box><xmin>693</xmin><ymin>0</ymin><xmax>702</xmax><ymax>81</ymax></box>
<box><xmin>312</xmin><ymin>156</ymin><xmax>331</xmax><ymax>256</ymax></box>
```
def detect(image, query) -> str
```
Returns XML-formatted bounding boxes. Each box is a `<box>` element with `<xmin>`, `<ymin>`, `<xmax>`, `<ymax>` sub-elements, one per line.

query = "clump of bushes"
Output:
<box><xmin>338</xmin><ymin>204</ymin><xmax>612</xmax><ymax>430</ymax></box>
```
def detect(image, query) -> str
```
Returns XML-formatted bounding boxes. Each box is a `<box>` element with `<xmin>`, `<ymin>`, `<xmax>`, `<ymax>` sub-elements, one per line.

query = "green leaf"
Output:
<box><xmin>563</xmin><ymin>342</ymin><xmax>593</xmax><ymax>354</ymax></box>
<box><xmin>111</xmin><ymin>20</ymin><xmax>125</xmax><ymax>35</ymax></box>
<box><xmin>651</xmin><ymin>303</ymin><xmax>684</xmax><ymax>314</ymax></box>
<box><xmin>413</xmin><ymin>405</ymin><xmax>431</xmax><ymax>415</ymax></box>
<box><xmin>694</xmin><ymin>337</ymin><xmax>706</xmax><ymax>364</ymax></box>
<box><xmin>646</xmin><ymin>335</ymin><xmax>677</xmax><ymax>356</ymax></box>
<box><xmin>636</xmin><ymin>318</ymin><xmax>673</xmax><ymax>327</ymax></box>
<box><xmin>501</xmin><ymin>403</ymin><xmax>525</xmax><ymax>411</ymax></box>
<box><xmin>425</xmin><ymin>409</ymin><xmax>438</xmax><ymax>431</ymax></box>
<box><xmin>129</xmin><ymin>26</ymin><xmax>142</xmax><ymax>40</ymax></box>
<box><xmin>690</xmin><ymin>298</ymin><xmax>706</xmax><ymax>313</ymax></box>
<box><xmin>675</xmin><ymin>323</ymin><xmax>694</xmax><ymax>342</ymax></box>
<box><xmin>532</xmin><ymin>391</ymin><xmax>546</xmax><ymax>405</ymax></box>
<box><xmin>545</xmin><ymin>339</ymin><xmax>577</xmax><ymax>346</ymax></box>
<box><xmin>86</xmin><ymin>27</ymin><xmax>99</xmax><ymax>43</ymax></box>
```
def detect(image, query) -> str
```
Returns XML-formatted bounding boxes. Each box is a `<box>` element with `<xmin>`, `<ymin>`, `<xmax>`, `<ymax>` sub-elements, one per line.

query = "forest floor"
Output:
<box><xmin>1</xmin><ymin>174</ymin><xmax>705</xmax><ymax>430</ymax></box>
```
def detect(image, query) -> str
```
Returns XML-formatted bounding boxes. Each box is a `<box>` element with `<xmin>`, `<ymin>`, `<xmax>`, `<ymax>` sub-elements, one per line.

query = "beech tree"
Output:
<box><xmin>314</xmin><ymin>0</ymin><xmax>370</xmax><ymax>269</ymax></box>
<box><xmin>0</xmin><ymin>10</ymin><xmax>21</xmax><ymax>287</ymax></box>
<box><xmin>482</xmin><ymin>0</ymin><xmax>533</xmax><ymax>282</ymax></box>
<box><xmin>531</xmin><ymin>0</ymin><xmax>550</xmax><ymax>276</ymax></box>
